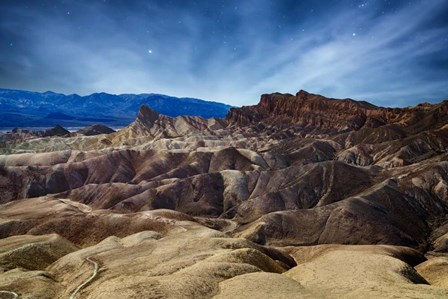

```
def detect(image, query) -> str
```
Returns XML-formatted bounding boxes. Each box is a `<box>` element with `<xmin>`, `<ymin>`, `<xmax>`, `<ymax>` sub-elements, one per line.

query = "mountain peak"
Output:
<box><xmin>296</xmin><ymin>89</ymin><xmax>310</xmax><ymax>96</ymax></box>
<box><xmin>137</xmin><ymin>104</ymin><xmax>160</xmax><ymax>126</ymax></box>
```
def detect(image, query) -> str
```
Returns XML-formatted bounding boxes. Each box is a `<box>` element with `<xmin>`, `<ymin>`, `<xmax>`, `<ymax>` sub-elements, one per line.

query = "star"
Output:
<box><xmin>66</xmin><ymin>11</ymin><xmax>70</xmax><ymax>15</ymax></box>
<box><xmin>352</xmin><ymin>33</ymin><xmax>356</xmax><ymax>37</ymax></box>
<box><xmin>148</xmin><ymin>49</ymin><xmax>152</xmax><ymax>54</ymax></box>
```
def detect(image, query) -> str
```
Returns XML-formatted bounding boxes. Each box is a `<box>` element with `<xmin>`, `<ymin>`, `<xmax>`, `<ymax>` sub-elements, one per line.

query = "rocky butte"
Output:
<box><xmin>0</xmin><ymin>90</ymin><xmax>448</xmax><ymax>298</ymax></box>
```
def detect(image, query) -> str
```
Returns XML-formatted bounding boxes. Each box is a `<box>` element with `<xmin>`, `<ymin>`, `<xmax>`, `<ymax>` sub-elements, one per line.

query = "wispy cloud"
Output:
<box><xmin>0</xmin><ymin>0</ymin><xmax>447</xmax><ymax>106</ymax></box>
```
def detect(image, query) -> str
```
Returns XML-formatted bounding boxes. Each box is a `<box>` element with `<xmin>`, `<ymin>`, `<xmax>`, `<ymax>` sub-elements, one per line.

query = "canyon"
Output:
<box><xmin>0</xmin><ymin>90</ymin><xmax>448</xmax><ymax>298</ymax></box>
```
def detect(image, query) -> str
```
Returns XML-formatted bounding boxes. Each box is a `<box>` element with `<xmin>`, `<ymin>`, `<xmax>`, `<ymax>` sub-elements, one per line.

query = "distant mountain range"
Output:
<box><xmin>0</xmin><ymin>88</ymin><xmax>232</xmax><ymax>128</ymax></box>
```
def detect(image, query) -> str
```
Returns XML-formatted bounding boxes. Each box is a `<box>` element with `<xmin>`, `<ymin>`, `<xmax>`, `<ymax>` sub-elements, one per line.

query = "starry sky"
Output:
<box><xmin>0</xmin><ymin>0</ymin><xmax>447</xmax><ymax>107</ymax></box>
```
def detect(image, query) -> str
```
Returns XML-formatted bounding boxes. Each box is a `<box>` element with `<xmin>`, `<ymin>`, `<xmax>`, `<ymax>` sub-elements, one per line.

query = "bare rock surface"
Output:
<box><xmin>285</xmin><ymin>248</ymin><xmax>448</xmax><ymax>298</ymax></box>
<box><xmin>1</xmin><ymin>90</ymin><xmax>448</xmax><ymax>297</ymax></box>
<box><xmin>0</xmin><ymin>234</ymin><xmax>78</xmax><ymax>271</ymax></box>
<box><xmin>77</xmin><ymin>124</ymin><xmax>116</xmax><ymax>136</ymax></box>
<box><xmin>416</xmin><ymin>256</ymin><xmax>448</xmax><ymax>288</ymax></box>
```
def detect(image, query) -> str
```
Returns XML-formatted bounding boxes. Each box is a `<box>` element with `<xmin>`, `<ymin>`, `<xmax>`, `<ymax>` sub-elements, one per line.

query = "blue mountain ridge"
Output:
<box><xmin>0</xmin><ymin>88</ymin><xmax>233</xmax><ymax>128</ymax></box>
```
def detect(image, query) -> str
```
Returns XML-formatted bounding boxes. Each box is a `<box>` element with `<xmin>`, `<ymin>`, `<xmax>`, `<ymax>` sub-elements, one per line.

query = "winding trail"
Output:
<box><xmin>69</xmin><ymin>257</ymin><xmax>99</xmax><ymax>299</ymax></box>
<box><xmin>0</xmin><ymin>291</ymin><xmax>18</xmax><ymax>298</ymax></box>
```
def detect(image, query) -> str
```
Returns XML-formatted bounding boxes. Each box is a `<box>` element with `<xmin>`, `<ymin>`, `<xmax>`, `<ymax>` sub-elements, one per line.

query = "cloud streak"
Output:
<box><xmin>0</xmin><ymin>0</ymin><xmax>447</xmax><ymax>107</ymax></box>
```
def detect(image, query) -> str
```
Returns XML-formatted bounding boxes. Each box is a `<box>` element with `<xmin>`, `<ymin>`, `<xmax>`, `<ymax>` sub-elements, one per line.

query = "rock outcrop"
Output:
<box><xmin>77</xmin><ymin>124</ymin><xmax>115</xmax><ymax>136</ymax></box>
<box><xmin>227</xmin><ymin>90</ymin><xmax>448</xmax><ymax>136</ymax></box>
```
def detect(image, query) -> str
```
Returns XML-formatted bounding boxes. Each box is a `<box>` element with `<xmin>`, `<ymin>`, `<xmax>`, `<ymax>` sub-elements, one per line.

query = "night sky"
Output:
<box><xmin>1</xmin><ymin>0</ymin><xmax>448</xmax><ymax>107</ymax></box>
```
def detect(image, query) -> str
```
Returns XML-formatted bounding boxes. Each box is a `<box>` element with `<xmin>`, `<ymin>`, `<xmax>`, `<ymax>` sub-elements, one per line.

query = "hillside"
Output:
<box><xmin>0</xmin><ymin>90</ymin><xmax>447</xmax><ymax>298</ymax></box>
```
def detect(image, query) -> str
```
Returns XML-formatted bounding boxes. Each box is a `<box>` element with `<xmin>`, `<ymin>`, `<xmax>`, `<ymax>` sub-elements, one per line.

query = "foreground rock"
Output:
<box><xmin>284</xmin><ymin>247</ymin><xmax>448</xmax><ymax>299</ymax></box>
<box><xmin>0</xmin><ymin>225</ymin><xmax>446</xmax><ymax>298</ymax></box>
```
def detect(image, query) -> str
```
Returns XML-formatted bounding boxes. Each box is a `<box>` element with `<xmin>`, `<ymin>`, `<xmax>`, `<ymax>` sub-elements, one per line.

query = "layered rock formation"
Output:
<box><xmin>0</xmin><ymin>125</ymin><xmax>70</xmax><ymax>144</ymax></box>
<box><xmin>0</xmin><ymin>90</ymin><xmax>447</xmax><ymax>298</ymax></box>
<box><xmin>227</xmin><ymin>90</ymin><xmax>448</xmax><ymax>134</ymax></box>
<box><xmin>76</xmin><ymin>124</ymin><xmax>115</xmax><ymax>136</ymax></box>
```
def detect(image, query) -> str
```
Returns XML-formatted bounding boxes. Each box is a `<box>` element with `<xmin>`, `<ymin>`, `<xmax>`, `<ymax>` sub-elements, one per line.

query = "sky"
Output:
<box><xmin>0</xmin><ymin>0</ymin><xmax>447</xmax><ymax>107</ymax></box>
